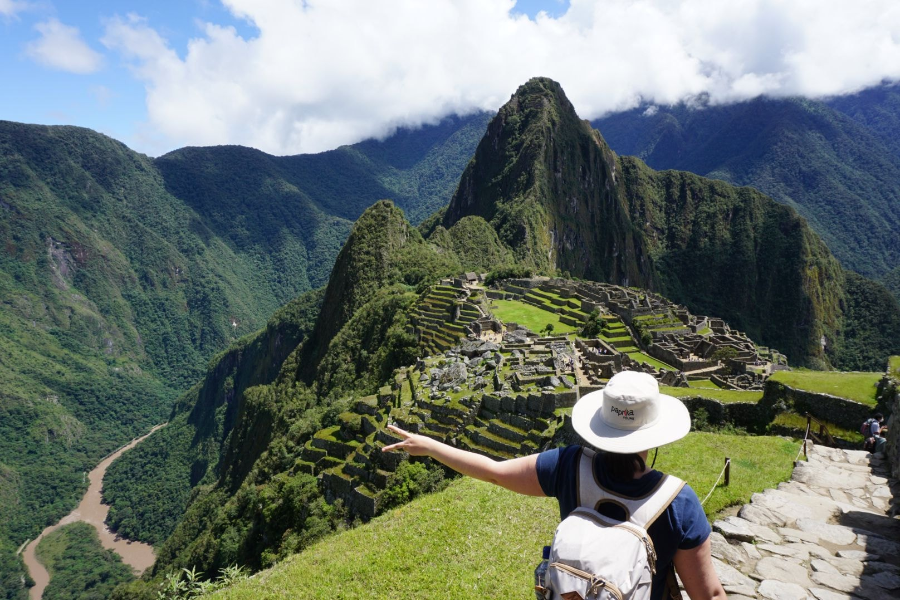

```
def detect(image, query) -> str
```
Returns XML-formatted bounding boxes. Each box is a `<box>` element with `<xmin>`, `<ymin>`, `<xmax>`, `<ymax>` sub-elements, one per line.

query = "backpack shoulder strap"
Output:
<box><xmin>577</xmin><ymin>447</ymin><xmax>685</xmax><ymax>529</ymax></box>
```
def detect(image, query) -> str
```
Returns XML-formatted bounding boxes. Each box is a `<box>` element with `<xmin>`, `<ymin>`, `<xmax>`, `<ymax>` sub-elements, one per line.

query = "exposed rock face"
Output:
<box><xmin>700</xmin><ymin>443</ymin><xmax>900</xmax><ymax>600</ymax></box>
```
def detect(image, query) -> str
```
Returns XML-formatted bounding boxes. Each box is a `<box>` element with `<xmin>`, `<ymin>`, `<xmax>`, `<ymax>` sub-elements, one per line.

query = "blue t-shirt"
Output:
<box><xmin>536</xmin><ymin>445</ymin><xmax>710</xmax><ymax>600</ymax></box>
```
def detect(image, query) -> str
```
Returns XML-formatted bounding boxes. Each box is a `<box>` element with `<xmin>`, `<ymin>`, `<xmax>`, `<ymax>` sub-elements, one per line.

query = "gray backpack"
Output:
<box><xmin>540</xmin><ymin>448</ymin><xmax>685</xmax><ymax>600</ymax></box>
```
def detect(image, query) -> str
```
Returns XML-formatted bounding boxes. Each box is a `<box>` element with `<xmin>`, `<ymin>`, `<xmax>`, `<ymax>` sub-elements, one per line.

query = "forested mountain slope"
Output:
<box><xmin>0</xmin><ymin>114</ymin><xmax>488</xmax><ymax>599</ymax></box>
<box><xmin>592</xmin><ymin>93</ymin><xmax>900</xmax><ymax>281</ymax></box>
<box><xmin>828</xmin><ymin>84</ymin><xmax>900</xmax><ymax>160</ymax></box>
<box><xmin>108</xmin><ymin>202</ymin><xmax>462</xmax><ymax>599</ymax></box>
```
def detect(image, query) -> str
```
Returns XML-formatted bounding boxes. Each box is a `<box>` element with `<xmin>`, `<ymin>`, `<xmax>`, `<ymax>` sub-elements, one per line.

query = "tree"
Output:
<box><xmin>581</xmin><ymin>310</ymin><xmax>602</xmax><ymax>338</ymax></box>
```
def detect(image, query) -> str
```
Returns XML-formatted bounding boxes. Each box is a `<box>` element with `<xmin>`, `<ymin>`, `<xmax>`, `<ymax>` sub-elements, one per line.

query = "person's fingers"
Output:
<box><xmin>386</xmin><ymin>425</ymin><xmax>411</xmax><ymax>438</ymax></box>
<box><xmin>381</xmin><ymin>441</ymin><xmax>403</xmax><ymax>452</ymax></box>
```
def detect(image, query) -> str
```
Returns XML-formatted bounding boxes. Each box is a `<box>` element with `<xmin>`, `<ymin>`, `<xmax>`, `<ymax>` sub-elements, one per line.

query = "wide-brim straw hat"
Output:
<box><xmin>572</xmin><ymin>370</ymin><xmax>691</xmax><ymax>454</ymax></box>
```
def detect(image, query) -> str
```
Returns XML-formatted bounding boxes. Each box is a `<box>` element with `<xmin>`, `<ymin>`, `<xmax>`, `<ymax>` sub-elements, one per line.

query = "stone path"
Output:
<box><xmin>699</xmin><ymin>443</ymin><xmax>900</xmax><ymax>599</ymax></box>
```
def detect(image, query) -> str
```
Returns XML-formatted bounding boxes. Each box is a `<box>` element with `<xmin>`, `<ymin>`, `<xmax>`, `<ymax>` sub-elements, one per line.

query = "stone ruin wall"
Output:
<box><xmin>878</xmin><ymin>372</ymin><xmax>900</xmax><ymax>479</ymax></box>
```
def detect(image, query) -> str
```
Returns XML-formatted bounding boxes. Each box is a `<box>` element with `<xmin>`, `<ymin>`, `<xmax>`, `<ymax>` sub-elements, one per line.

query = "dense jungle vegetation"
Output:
<box><xmin>593</xmin><ymin>90</ymin><xmax>900</xmax><ymax>284</ymax></box>
<box><xmin>0</xmin><ymin>113</ymin><xmax>488</xmax><ymax>598</ymax></box>
<box><xmin>35</xmin><ymin>523</ymin><xmax>134</xmax><ymax>600</ymax></box>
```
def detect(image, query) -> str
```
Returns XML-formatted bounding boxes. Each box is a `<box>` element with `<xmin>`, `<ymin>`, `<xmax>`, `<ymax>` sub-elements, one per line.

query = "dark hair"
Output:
<box><xmin>600</xmin><ymin>450</ymin><xmax>646</xmax><ymax>482</ymax></box>
<box><xmin>875</xmin><ymin>413</ymin><xmax>884</xmax><ymax>421</ymax></box>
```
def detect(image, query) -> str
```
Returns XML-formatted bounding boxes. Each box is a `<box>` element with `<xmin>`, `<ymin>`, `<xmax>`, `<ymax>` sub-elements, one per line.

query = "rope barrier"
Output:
<box><xmin>794</xmin><ymin>428</ymin><xmax>810</xmax><ymax>463</ymax></box>
<box><xmin>699</xmin><ymin>458</ymin><xmax>731</xmax><ymax>506</ymax></box>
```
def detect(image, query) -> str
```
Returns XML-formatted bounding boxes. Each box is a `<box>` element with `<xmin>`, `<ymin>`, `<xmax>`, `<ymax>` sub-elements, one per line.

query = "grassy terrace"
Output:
<box><xmin>770</xmin><ymin>412</ymin><xmax>864</xmax><ymax>443</ymax></box>
<box><xmin>889</xmin><ymin>356</ymin><xmax>900</xmax><ymax>378</ymax></box>
<box><xmin>488</xmin><ymin>299</ymin><xmax>578</xmax><ymax>334</ymax></box>
<box><xmin>662</xmin><ymin>385</ymin><xmax>764</xmax><ymax>404</ymax></box>
<box><xmin>211</xmin><ymin>433</ymin><xmax>799</xmax><ymax>600</ymax></box>
<box><xmin>688</xmin><ymin>379</ymin><xmax>719</xmax><ymax>389</ymax></box>
<box><xmin>626</xmin><ymin>351</ymin><xmax>675</xmax><ymax>371</ymax></box>
<box><xmin>769</xmin><ymin>370</ymin><xmax>881</xmax><ymax>406</ymax></box>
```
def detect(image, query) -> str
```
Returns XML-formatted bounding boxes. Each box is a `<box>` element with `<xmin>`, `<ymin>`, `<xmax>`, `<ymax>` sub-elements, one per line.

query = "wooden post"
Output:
<box><xmin>724</xmin><ymin>458</ymin><xmax>731</xmax><ymax>486</ymax></box>
<box><xmin>803</xmin><ymin>438</ymin><xmax>808</xmax><ymax>459</ymax></box>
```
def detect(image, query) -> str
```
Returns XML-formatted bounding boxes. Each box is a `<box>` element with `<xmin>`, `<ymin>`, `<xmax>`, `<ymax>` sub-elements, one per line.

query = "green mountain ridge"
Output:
<box><xmin>0</xmin><ymin>114</ymin><xmax>489</xmax><ymax>599</ymax></box>
<box><xmin>592</xmin><ymin>93</ymin><xmax>900</xmax><ymax>282</ymax></box>
<box><xmin>107</xmin><ymin>201</ymin><xmax>463</xmax><ymax>597</ymax></box>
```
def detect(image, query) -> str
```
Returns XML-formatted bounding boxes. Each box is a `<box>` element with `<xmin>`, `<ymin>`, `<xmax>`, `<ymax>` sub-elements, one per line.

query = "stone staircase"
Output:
<box><xmin>703</xmin><ymin>444</ymin><xmax>900</xmax><ymax>599</ymax></box>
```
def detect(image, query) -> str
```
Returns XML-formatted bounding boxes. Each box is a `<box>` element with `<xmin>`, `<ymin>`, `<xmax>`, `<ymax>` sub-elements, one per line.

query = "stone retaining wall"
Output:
<box><xmin>647</xmin><ymin>343</ymin><xmax>719</xmax><ymax>373</ymax></box>
<box><xmin>881</xmin><ymin>373</ymin><xmax>900</xmax><ymax>479</ymax></box>
<box><xmin>762</xmin><ymin>381</ymin><xmax>872</xmax><ymax>431</ymax></box>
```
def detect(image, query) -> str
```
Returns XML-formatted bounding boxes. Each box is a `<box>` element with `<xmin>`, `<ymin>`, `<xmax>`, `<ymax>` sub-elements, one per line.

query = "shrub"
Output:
<box><xmin>380</xmin><ymin>461</ymin><xmax>447</xmax><ymax>511</ymax></box>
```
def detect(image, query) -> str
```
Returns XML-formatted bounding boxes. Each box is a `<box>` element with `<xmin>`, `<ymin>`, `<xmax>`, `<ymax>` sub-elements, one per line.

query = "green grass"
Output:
<box><xmin>770</xmin><ymin>412</ymin><xmax>864</xmax><ymax>443</ymax></box>
<box><xmin>488</xmin><ymin>299</ymin><xmax>577</xmax><ymax>334</ymax></box>
<box><xmin>210</xmin><ymin>432</ymin><xmax>799</xmax><ymax>600</ymax></box>
<box><xmin>769</xmin><ymin>370</ymin><xmax>881</xmax><ymax>405</ymax></box>
<box><xmin>662</xmin><ymin>432</ymin><xmax>801</xmax><ymax>517</ymax></box>
<box><xmin>599</xmin><ymin>334</ymin><xmax>631</xmax><ymax>343</ymax></box>
<box><xmin>688</xmin><ymin>379</ymin><xmax>720</xmax><ymax>389</ymax></box>
<box><xmin>661</xmin><ymin>386</ymin><xmax>764</xmax><ymax>404</ymax></box>
<box><xmin>889</xmin><ymin>356</ymin><xmax>900</xmax><ymax>378</ymax></box>
<box><xmin>626</xmin><ymin>351</ymin><xmax>675</xmax><ymax>371</ymax></box>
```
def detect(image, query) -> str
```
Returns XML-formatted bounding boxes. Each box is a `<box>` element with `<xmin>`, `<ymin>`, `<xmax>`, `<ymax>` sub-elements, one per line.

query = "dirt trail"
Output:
<box><xmin>19</xmin><ymin>424</ymin><xmax>165</xmax><ymax>600</ymax></box>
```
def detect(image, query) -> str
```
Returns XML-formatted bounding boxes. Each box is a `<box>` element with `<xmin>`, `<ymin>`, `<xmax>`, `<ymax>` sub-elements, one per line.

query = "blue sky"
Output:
<box><xmin>0</xmin><ymin>0</ymin><xmax>569</xmax><ymax>153</ymax></box>
<box><xmin>1</xmin><ymin>1</ymin><xmax>256</xmax><ymax>148</ymax></box>
<box><xmin>1</xmin><ymin>1</ymin><xmax>897</xmax><ymax>156</ymax></box>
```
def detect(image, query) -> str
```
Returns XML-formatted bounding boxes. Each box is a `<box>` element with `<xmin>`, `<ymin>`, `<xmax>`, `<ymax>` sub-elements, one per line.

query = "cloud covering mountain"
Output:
<box><xmin>96</xmin><ymin>0</ymin><xmax>900</xmax><ymax>155</ymax></box>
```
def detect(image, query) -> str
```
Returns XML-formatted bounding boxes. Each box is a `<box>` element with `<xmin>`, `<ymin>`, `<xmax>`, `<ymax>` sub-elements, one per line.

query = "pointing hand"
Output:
<box><xmin>381</xmin><ymin>425</ymin><xmax>435</xmax><ymax>457</ymax></box>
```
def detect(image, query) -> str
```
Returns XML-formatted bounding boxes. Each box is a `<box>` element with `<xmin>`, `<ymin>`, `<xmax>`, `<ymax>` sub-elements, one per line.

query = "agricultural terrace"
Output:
<box><xmin>212</xmin><ymin>432</ymin><xmax>800</xmax><ymax>600</ymax></box>
<box><xmin>769</xmin><ymin>370</ymin><xmax>881</xmax><ymax>406</ymax></box>
<box><xmin>488</xmin><ymin>298</ymin><xmax>578</xmax><ymax>335</ymax></box>
<box><xmin>770</xmin><ymin>412</ymin><xmax>864</xmax><ymax>443</ymax></box>
<box><xmin>626</xmin><ymin>351</ymin><xmax>675</xmax><ymax>372</ymax></box>
<box><xmin>661</xmin><ymin>385</ymin><xmax>764</xmax><ymax>404</ymax></box>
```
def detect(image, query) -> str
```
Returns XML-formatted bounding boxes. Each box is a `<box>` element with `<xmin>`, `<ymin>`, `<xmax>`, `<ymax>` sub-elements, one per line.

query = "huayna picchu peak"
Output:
<box><xmin>442</xmin><ymin>77</ymin><xmax>650</xmax><ymax>288</ymax></box>
<box><xmin>438</xmin><ymin>77</ymin><xmax>899</xmax><ymax>370</ymax></box>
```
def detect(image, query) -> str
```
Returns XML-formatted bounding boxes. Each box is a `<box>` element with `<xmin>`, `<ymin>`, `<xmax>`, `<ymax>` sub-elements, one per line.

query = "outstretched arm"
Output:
<box><xmin>672</xmin><ymin>539</ymin><xmax>727</xmax><ymax>600</ymax></box>
<box><xmin>382</xmin><ymin>425</ymin><xmax>545</xmax><ymax>496</ymax></box>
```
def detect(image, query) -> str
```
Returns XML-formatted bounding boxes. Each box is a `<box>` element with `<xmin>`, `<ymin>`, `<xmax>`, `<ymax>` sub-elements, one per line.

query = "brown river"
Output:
<box><xmin>19</xmin><ymin>424</ymin><xmax>165</xmax><ymax>600</ymax></box>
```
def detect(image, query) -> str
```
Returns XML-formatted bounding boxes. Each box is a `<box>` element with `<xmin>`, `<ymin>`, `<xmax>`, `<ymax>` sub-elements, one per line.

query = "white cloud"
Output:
<box><xmin>0</xmin><ymin>0</ymin><xmax>29</xmax><ymax>19</ymax></box>
<box><xmin>101</xmin><ymin>0</ymin><xmax>900</xmax><ymax>156</ymax></box>
<box><xmin>26</xmin><ymin>18</ymin><xmax>104</xmax><ymax>74</ymax></box>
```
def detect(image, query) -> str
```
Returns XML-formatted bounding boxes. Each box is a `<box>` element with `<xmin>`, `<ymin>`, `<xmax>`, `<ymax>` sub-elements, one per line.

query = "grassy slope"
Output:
<box><xmin>211</xmin><ymin>432</ymin><xmax>799</xmax><ymax>600</ymax></box>
<box><xmin>662</xmin><ymin>386</ymin><xmax>764</xmax><ymax>404</ymax></box>
<box><xmin>769</xmin><ymin>370</ymin><xmax>881</xmax><ymax>405</ymax></box>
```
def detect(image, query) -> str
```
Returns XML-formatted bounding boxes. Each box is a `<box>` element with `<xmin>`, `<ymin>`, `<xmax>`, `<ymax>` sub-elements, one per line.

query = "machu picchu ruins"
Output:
<box><xmin>301</xmin><ymin>275</ymin><xmax>793</xmax><ymax>521</ymax></box>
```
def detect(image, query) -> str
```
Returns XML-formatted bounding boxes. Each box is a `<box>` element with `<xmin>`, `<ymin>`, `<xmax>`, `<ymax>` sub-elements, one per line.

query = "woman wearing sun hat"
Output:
<box><xmin>383</xmin><ymin>370</ymin><xmax>726</xmax><ymax>600</ymax></box>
